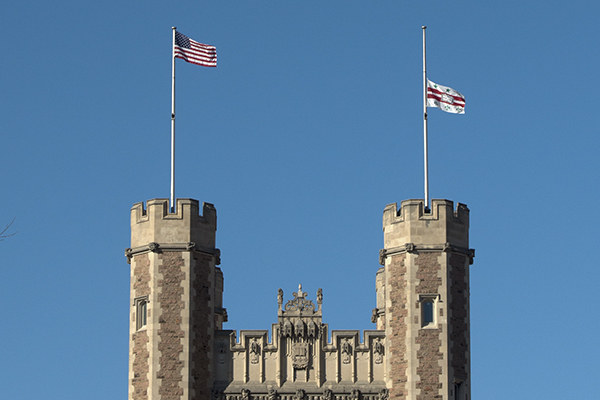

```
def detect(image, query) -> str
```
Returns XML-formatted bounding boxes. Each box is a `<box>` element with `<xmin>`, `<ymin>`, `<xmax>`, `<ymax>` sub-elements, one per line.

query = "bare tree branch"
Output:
<box><xmin>1</xmin><ymin>218</ymin><xmax>17</xmax><ymax>241</ymax></box>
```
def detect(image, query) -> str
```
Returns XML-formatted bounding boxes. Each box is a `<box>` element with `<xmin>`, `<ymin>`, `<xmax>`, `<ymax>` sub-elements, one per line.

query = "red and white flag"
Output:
<box><xmin>427</xmin><ymin>79</ymin><xmax>465</xmax><ymax>114</ymax></box>
<box><xmin>174</xmin><ymin>31</ymin><xmax>217</xmax><ymax>67</ymax></box>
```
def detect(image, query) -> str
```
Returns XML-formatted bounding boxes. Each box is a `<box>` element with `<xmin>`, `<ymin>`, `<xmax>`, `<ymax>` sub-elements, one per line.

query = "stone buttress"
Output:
<box><xmin>126</xmin><ymin>199</ymin><xmax>225</xmax><ymax>400</ymax></box>
<box><xmin>376</xmin><ymin>199</ymin><xmax>474</xmax><ymax>400</ymax></box>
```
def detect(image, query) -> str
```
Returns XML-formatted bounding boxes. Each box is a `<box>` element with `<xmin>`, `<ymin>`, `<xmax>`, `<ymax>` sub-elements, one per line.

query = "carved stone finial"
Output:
<box><xmin>350</xmin><ymin>389</ymin><xmax>361</xmax><ymax>400</ymax></box>
<box><xmin>278</xmin><ymin>288</ymin><xmax>283</xmax><ymax>305</ymax></box>
<box><xmin>322</xmin><ymin>389</ymin><xmax>334</xmax><ymax>400</ymax></box>
<box><xmin>317</xmin><ymin>288</ymin><xmax>323</xmax><ymax>304</ymax></box>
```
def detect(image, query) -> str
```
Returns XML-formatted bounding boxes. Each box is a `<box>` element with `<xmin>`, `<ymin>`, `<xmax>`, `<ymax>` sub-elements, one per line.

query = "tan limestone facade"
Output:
<box><xmin>378</xmin><ymin>199</ymin><xmax>473</xmax><ymax>400</ymax></box>
<box><xmin>126</xmin><ymin>198</ymin><xmax>473</xmax><ymax>400</ymax></box>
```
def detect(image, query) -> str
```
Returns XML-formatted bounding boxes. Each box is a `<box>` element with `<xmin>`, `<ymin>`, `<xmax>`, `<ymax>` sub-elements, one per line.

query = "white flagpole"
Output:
<box><xmin>422</xmin><ymin>26</ymin><xmax>430</xmax><ymax>212</ymax></box>
<box><xmin>170</xmin><ymin>27</ymin><xmax>176</xmax><ymax>212</ymax></box>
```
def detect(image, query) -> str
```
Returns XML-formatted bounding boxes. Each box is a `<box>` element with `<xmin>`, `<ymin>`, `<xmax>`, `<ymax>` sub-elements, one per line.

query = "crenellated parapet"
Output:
<box><xmin>126</xmin><ymin>198</ymin><xmax>219</xmax><ymax>263</ymax></box>
<box><xmin>214</xmin><ymin>286</ymin><xmax>386</xmax><ymax>399</ymax></box>
<box><xmin>382</xmin><ymin>199</ymin><xmax>471</xmax><ymax>258</ymax></box>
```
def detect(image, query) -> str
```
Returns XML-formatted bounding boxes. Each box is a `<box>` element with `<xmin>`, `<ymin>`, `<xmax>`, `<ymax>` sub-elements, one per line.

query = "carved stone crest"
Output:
<box><xmin>349</xmin><ymin>389</ymin><xmax>361</xmax><ymax>400</ymax></box>
<box><xmin>292</xmin><ymin>342</ymin><xmax>310</xmax><ymax>369</ymax></box>
<box><xmin>322</xmin><ymin>389</ymin><xmax>334</xmax><ymax>400</ymax></box>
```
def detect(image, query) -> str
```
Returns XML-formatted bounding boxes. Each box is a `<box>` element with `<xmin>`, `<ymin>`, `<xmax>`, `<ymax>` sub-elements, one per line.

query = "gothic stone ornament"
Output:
<box><xmin>373</xmin><ymin>338</ymin><xmax>384</xmax><ymax>364</ymax></box>
<box><xmin>292</xmin><ymin>342</ymin><xmax>310</xmax><ymax>369</ymax></box>
<box><xmin>293</xmin><ymin>389</ymin><xmax>306</xmax><ymax>400</ymax></box>
<box><xmin>241</xmin><ymin>388</ymin><xmax>251</xmax><ymax>400</ymax></box>
<box><xmin>294</xmin><ymin>318</ymin><xmax>305</xmax><ymax>338</ymax></box>
<box><xmin>284</xmin><ymin>284</ymin><xmax>316</xmax><ymax>313</ymax></box>
<box><xmin>250</xmin><ymin>339</ymin><xmax>260</xmax><ymax>364</ymax></box>
<box><xmin>282</xmin><ymin>320</ymin><xmax>293</xmax><ymax>338</ymax></box>
<box><xmin>378</xmin><ymin>389</ymin><xmax>389</xmax><ymax>400</ymax></box>
<box><xmin>349</xmin><ymin>389</ymin><xmax>361</xmax><ymax>400</ymax></box>
<box><xmin>378</xmin><ymin>248</ymin><xmax>386</xmax><ymax>265</ymax></box>
<box><xmin>307</xmin><ymin>319</ymin><xmax>317</xmax><ymax>338</ymax></box>
<box><xmin>322</xmin><ymin>389</ymin><xmax>334</xmax><ymax>400</ymax></box>
<box><xmin>341</xmin><ymin>339</ymin><xmax>352</xmax><ymax>364</ymax></box>
<box><xmin>267</xmin><ymin>387</ymin><xmax>278</xmax><ymax>400</ymax></box>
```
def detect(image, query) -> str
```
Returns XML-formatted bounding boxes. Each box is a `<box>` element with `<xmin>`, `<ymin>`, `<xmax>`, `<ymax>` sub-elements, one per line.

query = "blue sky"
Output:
<box><xmin>1</xmin><ymin>1</ymin><xmax>599</xmax><ymax>399</ymax></box>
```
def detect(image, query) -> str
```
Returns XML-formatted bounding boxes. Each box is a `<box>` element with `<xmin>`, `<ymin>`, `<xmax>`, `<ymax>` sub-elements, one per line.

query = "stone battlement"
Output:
<box><xmin>130</xmin><ymin>198</ymin><xmax>217</xmax><ymax>248</ymax></box>
<box><xmin>382</xmin><ymin>199</ymin><xmax>469</xmax><ymax>249</ymax></box>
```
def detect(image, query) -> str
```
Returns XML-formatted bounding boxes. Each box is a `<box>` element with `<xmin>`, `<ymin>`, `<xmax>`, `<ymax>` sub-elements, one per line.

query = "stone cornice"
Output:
<box><xmin>125</xmin><ymin>242</ymin><xmax>221</xmax><ymax>265</ymax></box>
<box><xmin>379</xmin><ymin>243</ymin><xmax>475</xmax><ymax>265</ymax></box>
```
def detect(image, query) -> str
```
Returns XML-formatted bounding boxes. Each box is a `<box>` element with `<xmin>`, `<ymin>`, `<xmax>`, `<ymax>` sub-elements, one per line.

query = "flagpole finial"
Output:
<box><xmin>172</xmin><ymin>26</ymin><xmax>177</xmax><ymax>30</ymax></box>
<box><xmin>422</xmin><ymin>26</ymin><xmax>427</xmax><ymax>30</ymax></box>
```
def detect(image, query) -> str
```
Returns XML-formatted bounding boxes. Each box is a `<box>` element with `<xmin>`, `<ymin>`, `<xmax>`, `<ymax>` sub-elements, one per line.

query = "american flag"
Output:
<box><xmin>174</xmin><ymin>31</ymin><xmax>217</xmax><ymax>67</ymax></box>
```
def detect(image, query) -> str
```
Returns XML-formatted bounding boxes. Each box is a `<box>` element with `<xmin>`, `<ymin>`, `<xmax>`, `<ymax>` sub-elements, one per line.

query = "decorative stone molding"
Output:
<box><xmin>125</xmin><ymin>242</ymin><xmax>221</xmax><ymax>263</ymax></box>
<box><xmin>384</xmin><ymin>243</ymin><xmax>474</xmax><ymax>257</ymax></box>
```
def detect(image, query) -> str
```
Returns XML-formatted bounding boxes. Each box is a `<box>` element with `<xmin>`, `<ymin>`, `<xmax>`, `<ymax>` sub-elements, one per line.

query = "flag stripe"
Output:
<box><xmin>426</xmin><ymin>88</ymin><xmax>465</xmax><ymax>104</ymax></box>
<box><xmin>427</xmin><ymin>93</ymin><xmax>465</xmax><ymax>106</ymax></box>
<box><xmin>174</xmin><ymin>31</ymin><xmax>217</xmax><ymax>67</ymax></box>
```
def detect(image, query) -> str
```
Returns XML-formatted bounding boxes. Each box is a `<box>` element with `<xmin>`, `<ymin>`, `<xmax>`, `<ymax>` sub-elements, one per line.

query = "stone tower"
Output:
<box><xmin>125</xmin><ymin>198</ymin><xmax>226</xmax><ymax>400</ymax></box>
<box><xmin>375</xmin><ymin>199</ymin><xmax>474</xmax><ymax>400</ymax></box>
